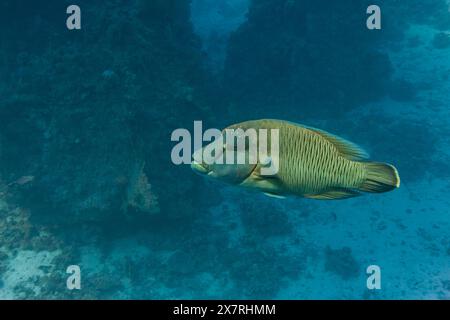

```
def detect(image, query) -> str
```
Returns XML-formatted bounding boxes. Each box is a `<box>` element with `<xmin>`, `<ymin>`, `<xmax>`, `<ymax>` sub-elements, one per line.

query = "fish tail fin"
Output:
<box><xmin>359</xmin><ymin>162</ymin><xmax>400</xmax><ymax>193</ymax></box>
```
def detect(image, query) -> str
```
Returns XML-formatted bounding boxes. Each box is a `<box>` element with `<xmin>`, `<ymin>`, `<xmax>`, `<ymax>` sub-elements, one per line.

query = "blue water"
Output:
<box><xmin>0</xmin><ymin>0</ymin><xmax>449</xmax><ymax>299</ymax></box>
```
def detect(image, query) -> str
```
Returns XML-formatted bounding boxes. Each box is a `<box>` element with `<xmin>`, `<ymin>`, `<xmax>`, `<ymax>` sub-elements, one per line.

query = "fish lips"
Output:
<box><xmin>191</xmin><ymin>160</ymin><xmax>210</xmax><ymax>175</ymax></box>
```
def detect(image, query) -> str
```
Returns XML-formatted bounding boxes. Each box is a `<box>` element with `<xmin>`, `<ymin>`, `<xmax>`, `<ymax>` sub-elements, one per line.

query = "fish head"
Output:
<box><xmin>191</xmin><ymin>134</ymin><xmax>257</xmax><ymax>185</ymax></box>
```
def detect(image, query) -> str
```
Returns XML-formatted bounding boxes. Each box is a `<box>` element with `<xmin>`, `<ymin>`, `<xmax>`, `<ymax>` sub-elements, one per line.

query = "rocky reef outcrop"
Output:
<box><xmin>0</xmin><ymin>0</ymin><xmax>213</xmax><ymax>224</ymax></box>
<box><xmin>222</xmin><ymin>0</ymin><xmax>450</xmax><ymax>119</ymax></box>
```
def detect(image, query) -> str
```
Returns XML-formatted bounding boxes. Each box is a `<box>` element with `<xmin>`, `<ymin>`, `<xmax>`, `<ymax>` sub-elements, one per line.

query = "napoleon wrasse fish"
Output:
<box><xmin>191</xmin><ymin>119</ymin><xmax>400</xmax><ymax>200</ymax></box>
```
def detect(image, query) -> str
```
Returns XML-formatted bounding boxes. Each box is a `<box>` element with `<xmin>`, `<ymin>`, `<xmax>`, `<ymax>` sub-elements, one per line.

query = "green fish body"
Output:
<box><xmin>192</xmin><ymin>119</ymin><xmax>400</xmax><ymax>200</ymax></box>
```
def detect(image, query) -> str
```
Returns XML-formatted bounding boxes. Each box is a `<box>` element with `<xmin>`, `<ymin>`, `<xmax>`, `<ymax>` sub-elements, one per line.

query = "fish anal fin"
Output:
<box><xmin>263</xmin><ymin>192</ymin><xmax>286</xmax><ymax>199</ymax></box>
<box><xmin>305</xmin><ymin>189</ymin><xmax>360</xmax><ymax>200</ymax></box>
<box><xmin>305</xmin><ymin>126</ymin><xmax>369</xmax><ymax>160</ymax></box>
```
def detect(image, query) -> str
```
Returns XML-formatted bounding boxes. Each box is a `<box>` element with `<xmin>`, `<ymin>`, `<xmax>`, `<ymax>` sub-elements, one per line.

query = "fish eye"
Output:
<box><xmin>222</xmin><ymin>143</ymin><xmax>236</xmax><ymax>152</ymax></box>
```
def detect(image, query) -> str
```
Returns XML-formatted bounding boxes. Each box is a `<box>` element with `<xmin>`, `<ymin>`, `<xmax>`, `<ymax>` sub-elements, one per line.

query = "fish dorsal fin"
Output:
<box><xmin>304</xmin><ymin>126</ymin><xmax>369</xmax><ymax>160</ymax></box>
<box><xmin>304</xmin><ymin>188</ymin><xmax>361</xmax><ymax>200</ymax></box>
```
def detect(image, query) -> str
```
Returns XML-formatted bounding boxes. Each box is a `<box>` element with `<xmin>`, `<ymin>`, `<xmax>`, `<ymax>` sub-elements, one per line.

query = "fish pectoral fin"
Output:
<box><xmin>263</xmin><ymin>192</ymin><xmax>286</xmax><ymax>199</ymax></box>
<box><xmin>305</xmin><ymin>188</ymin><xmax>361</xmax><ymax>200</ymax></box>
<box><xmin>260</xmin><ymin>156</ymin><xmax>272</xmax><ymax>167</ymax></box>
<box><xmin>304</xmin><ymin>126</ymin><xmax>369</xmax><ymax>160</ymax></box>
<box><xmin>251</xmin><ymin>162</ymin><xmax>280</xmax><ymax>181</ymax></box>
<box><xmin>240</xmin><ymin>169</ymin><xmax>283</xmax><ymax>193</ymax></box>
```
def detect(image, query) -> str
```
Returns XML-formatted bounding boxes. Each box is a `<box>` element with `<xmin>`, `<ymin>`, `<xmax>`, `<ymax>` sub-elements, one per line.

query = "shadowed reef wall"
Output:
<box><xmin>222</xmin><ymin>0</ymin><xmax>450</xmax><ymax>119</ymax></box>
<box><xmin>0</xmin><ymin>0</ymin><xmax>214</xmax><ymax>225</ymax></box>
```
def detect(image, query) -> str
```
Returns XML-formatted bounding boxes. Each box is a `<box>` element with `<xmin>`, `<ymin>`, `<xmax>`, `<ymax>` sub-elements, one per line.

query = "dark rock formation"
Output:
<box><xmin>0</xmin><ymin>0</ymin><xmax>214</xmax><ymax>224</ymax></box>
<box><xmin>223</xmin><ymin>0</ymin><xmax>392</xmax><ymax>118</ymax></box>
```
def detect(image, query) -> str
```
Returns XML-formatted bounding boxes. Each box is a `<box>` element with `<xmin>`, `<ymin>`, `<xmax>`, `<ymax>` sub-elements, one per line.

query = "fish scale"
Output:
<box><xmin>196</xmin><ymin>119</ymin><xmax>400</xmax><ymax>200</ymax></box>
<box><xmin>276</xmin><ymin>124</ymin><xmax>363</xmax><ymax>195</ymax></box>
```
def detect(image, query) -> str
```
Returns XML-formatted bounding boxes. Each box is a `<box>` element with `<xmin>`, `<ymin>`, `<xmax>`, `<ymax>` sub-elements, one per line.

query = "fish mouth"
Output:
<box><xmin>191</xmin><ymin>161</ymin><xmax>209</xmax><ymax>175</ymax></box>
